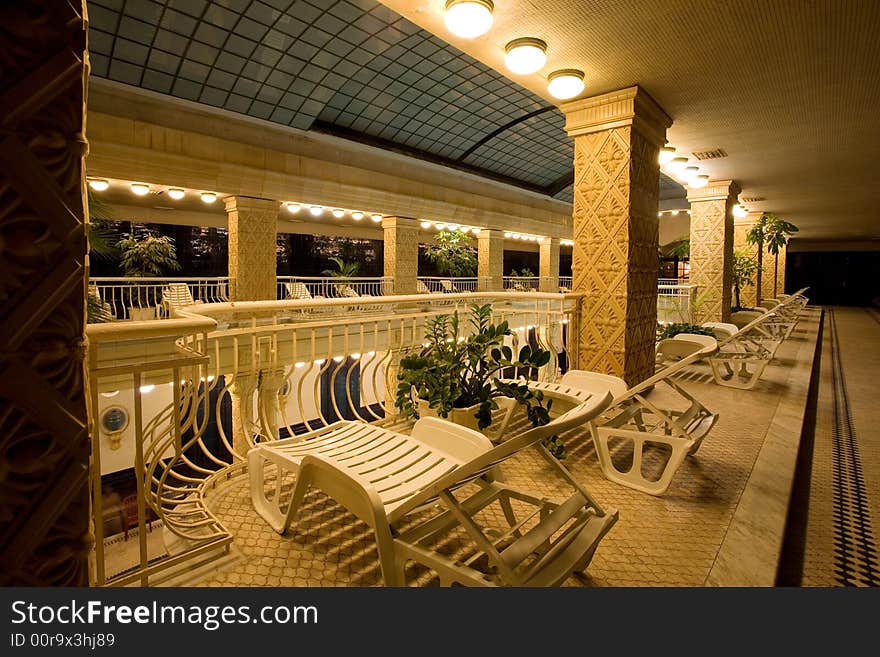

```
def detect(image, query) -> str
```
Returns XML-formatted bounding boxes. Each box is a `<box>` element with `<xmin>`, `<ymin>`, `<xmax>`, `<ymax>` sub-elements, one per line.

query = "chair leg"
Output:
<box><xmin>374</xmin><ymin>522</ymin><xmax>403</xmax><ymax>586</ymax></box>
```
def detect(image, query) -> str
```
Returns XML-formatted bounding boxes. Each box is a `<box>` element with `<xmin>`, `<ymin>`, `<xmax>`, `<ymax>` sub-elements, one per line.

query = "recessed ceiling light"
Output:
<box><xmin>351</xmin><ymin>211</ymin><xmax>363</xmax><ymax>220</ymax></box>
<box><xmin>332</xmin><ymin>209</ymin><xmax>345</xmax><ymax>218</ymax></box>
<box><xmin>733</xmin><ymin>204</ymin><xmax>748</xmax><ymax>218</ymax></box>
<box><xmin>665</xmin><ymin>157</ymin><xmax>688</xmax><ymax>174</ymax></box>
<box><xmin>167</xmin><ymin>188</ymin><xmax>185</xmax><ymax>200</ymax></box>
<box><xmin>505</xmin><ymin>38</ymin><xmax>547</xmax><ymax>75</ymax></box>
<box><xmin>444</xmin><ymin>0</ymin><xmax>494</xmax><ymax>39</ymax></box>
<box><xmin>691</xmin><ymin>174</ymin><xmax>710</xmax><ymax>189</ymax></box>
<box><xmin>671</xmin><ymin>210</ymin><xmax>680</xmax><ymax>216</ymax></box>
<box><xmin>138</xmin><ymin>384</ymin><xmax>155</xmax><ymax>394</ymax></box>
<box><xmin>471</xmin><ymin>227</ymin><xmax>481</xmax><ymax>235</ymax></box>
<box><xmin>89</xmin><ymin>179</ymin><xmax>109</xmax><ymax>191</ymax></box>
<box><xmin>200</xmin><ymin>192</ymin><xmax>217</xmax><ymax>203</ymax></box>
<box><xmin>547</xmin><ymin>69</ymin><xmax>585</xmax><ymax>100</ymax></box>
<box><xmin>286</xmin><ymin>202</ymin><xmax>301</xmax><ymax>213</ymax></box>
<box><xmin>679</xmin><ymin>166</ymin><xmax>700</xmax><ymax>183</ymax></box>
<box><xmin>504</xmin><ymin>232</ymin><xmax>512</xmax><ymax>238</ymax></box>
<box><xmin>371</xmin><ymin>214</ymin><xmax>382</xmax><ymax>222</ymax></box>
<box><xmin>658</xmin><ymin>146</ymin><xmax>676</xmax><ymax>165</ymax></box>
<box><xmin>436</xmin><ymin>223</ymin><xmax>447</xmax><ymax>230</ymax></box>
<box><xmin>131</xmin><ymin>183</ymin><xmax>150</xmax><ymax>196</ymax></box>
<box><xmin>420</xmin><ymin>221</ymin><xmax>432</xmax><ymax>229</ymax></box>
<box><xmin>309</xmin><ymin>205</ymin><xmax>323</xmax><ymax>216</ymax></box>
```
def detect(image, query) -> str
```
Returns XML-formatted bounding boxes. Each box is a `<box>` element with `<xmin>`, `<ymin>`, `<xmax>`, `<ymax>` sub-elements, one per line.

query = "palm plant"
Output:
<box><xmin>321</xmin><ymin>256</ymin><xmax>360</xmax><ymax>279</ymax></box>
<box><xmin>732</xmin><ymin>249</ymin><xmax>760</xmax><ymax>310</ymax></box>
<box><xmin>746</xmin><ymin>212</ymin><xmax>798</xmax><ymax>301</ymax></box>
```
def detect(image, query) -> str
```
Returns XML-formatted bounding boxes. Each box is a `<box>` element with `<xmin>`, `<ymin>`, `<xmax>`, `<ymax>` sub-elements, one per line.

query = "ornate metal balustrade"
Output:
<box><xmin>87</xmin><ymin>292</ymin><xmax>578</xmax><ymax>585</ymax></box>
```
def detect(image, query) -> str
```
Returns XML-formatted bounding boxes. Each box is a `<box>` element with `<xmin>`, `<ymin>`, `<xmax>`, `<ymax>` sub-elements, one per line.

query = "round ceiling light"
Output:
<box><xmin>371</xmin><ymin>214</ymin><xmax>382</xmax><ymax>223</ymax></box>
<box><xmin>679</xmin><ymin>166</ymin><xmax>700</xmax><ymax>183</ymax></box>
<box><xmin>286</xmin><ymin>202</ymin><xmax>301</xmax><ymax>214</ymax></box>
<box><xmin>420</xmin><ymin>221</ymin><xmax>432</xmax><ymax>229</ymax></box>
<box><xmin>658</xmin><ymin>146</ymin><xmax>676</xmax><ymax>165</ymax></box>
<box><xmin>332</xmin><ymin>209</ymin><xmax>345</xmax><ymax>218</ymax></box>
<box><xmin>131</xmin><ymin>183</ymin><xmax>150</xmax><ymax>196</ymax></box>
<box><xmin>88</xmin><ymin>179</ymin><xmax>109</xmax><ymax>191</ymax></box>
<box><xmin>504</xmin><ymin>38</ymin><xmax>547</xmax><ymax>75</ymax></box>
<box><xmin>200</xmin><ymin>192</ymin><xmax>217</xmax><ymax>203</ymax></box>
<box><xmin>351</xmin><ymin>211</ymin><xmax>363</xmax><ymax>220</ymax></box>
<box><xmin>309</xmin><ymin>205</ymin><xmax>323</xmax><ymax>216</ymax></box>
<box><xmin>665</xmin><ymin>156</ymin><xmax>688</xmax><ymax>174</ymax></box>
<box><xmin>444</xmin><ymin>0</ymin><xmax>494</xmax><ymax>39</ymax></box>
<box><xmin>471</xmin><ymin>227</ymin><xmax>481</xmax><ymax>234</ymax></box>
<box><xmin>167</xmin><ymin>188</ymin><xmax>185</xmax><ymax>200</ymax></box>
<box><xmin>690</xmin><ymin>174</ymin><xmax>710</xmax><ymax>189</ymax></box>
<box><xmin>547</xmin><ymin>69</ymin><xmax>585</xmax><ymax>100</ymax></box>
<box><xmin>733</xmin><ymin>204</ymin><xmax>748</xmax><ymax>218</ymax></box>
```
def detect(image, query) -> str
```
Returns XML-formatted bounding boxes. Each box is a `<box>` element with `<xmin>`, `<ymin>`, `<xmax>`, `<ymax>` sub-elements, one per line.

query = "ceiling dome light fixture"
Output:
<box><xmin>371</xmin><ymin>214</ymin><xmax>383</xmax><ymax>222</ymax></box>
<box><xmin>420</xmin><ymin>221</ymin><xmax>432</xmax><ymax>229</ymax></box>
<box><xmin>167</xmin><ymin>188</ymin><xmax>185</xmax><ymax>200</ymax></box>
<box><xmin>436</xmin><ymin>223</ymin><xmax>447</xmax><ymax>231</ymax></box>
<box><xmin>733</xmin><ymin>204</ymin><xmax>748</xmax><ymax>218</ymax></box>
<box><xmin>444</xmin><ymin>0</ymin><xmax>494</xmax><ymax>39</ymax></box>
<box><xmin>131</xmin><ymin>183</ymin><xmax>150</xmax><ymax>196</ymax></box>
<box><xmin>286</xmin><ymin>202</ymin><xmax>301</xmax><ymax>213</ymax></box>
<box><xmin>88</xmin><ymin>179</ymin><xmax>109</xmax><ymax>191</ymax></box>
<box><xmin>200</xmin><ymin>192</ymin><xmax>217</xmax><ymax>203</ymax></box>
<box><xmin>471</xmin><ymin>227</ymin><xmax>481</xmax><ymax>234</ymax></box>
<box><xmin>504</xmin><ymin>38</ymin><xmax>547</xmax><ymax>75</ymax></box>
<box><xmin>690</xmin><ymin>174</ymin><xmax>710</xmax><ymax>189</ymax></box>
<box><xmin>547</xmin><ymin>69</ymin><xmax>585</xmax><ymax>100</ymax></box>
<box><xmin>658</xmin><ymin>146</ymin><xmax>676</xmax><ymax>165</ymax></box>
<box><xmin>351</xmin><ymin>211</ymin><xmax>363</xmax><ymax>220</ymax></box>
<box><xmin>309</xmin><ymin>205</ymin><xmax>323</xmax><ymax>216</ymax></box>
<box><xmin>332</xmin><ymin>208</ymin><xmax>345</xmax><ymax>218</ymax></box>
<box><xmin>665</xmin><ymin>157</ymin><xmax>688</xmax><ymax>174</ymax></box>
<box><xmin>678</xmin><ymin>166</ymin><xmax>700</xmax><ymax>183</ymax></box>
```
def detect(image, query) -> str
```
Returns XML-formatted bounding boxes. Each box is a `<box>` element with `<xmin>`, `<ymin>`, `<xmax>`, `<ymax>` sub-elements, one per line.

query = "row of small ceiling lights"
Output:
<box><xmin>658</xmin><ymin>148</ymin><xmax>750</xmax><ymax>217</ymax></box>
<box><xmin>89</xmin><ymin>178</ymin><xmax>220</xmax><ymax>203</ymax></box>
<box><xmin>444</xmin><ymin>1</ymin><xmax>586</xmax><ymax>100</ymax></box>
<box><xmin>284</xmin><ymin>203</ymin><xmax>382</xmax><ymax>222</ymax></box>
<box><xmin>420</xmin><ymin>221</ymin><xmax>482</xmax><ymax>234</ymax></box>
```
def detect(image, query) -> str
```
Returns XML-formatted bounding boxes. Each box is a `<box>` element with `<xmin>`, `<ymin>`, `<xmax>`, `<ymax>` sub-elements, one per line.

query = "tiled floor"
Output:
<box><xmin>183</xmin><ymin>313</ymin><xmax>820</xmax><ymax>587</ymax></box>
<box><xmin>801</xmin><ymin>307</ymin><xmax>880</xmax><ymax>586</ymax></box>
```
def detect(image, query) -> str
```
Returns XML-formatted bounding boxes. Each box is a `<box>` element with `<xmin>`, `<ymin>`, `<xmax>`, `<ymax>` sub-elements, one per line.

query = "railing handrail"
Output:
<box><xmin>89</xmin><ymin>276</ymin><xmax>229</xmax><ymax>282</ymax></box>
<box><xmin>276</xmin><ymin>275</ymin><xmax>389</xmax><ymax>280</ymax></box>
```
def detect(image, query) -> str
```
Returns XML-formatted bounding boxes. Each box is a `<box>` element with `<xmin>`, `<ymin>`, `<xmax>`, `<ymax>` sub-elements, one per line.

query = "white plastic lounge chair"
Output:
<box><xmin>417</xmin><ymin>280</ymin><xmax>431</xmax><ymax>294</ymax></box>
<box><xmin>248</xmin><ymin>394</ymin><xmax>617</xmax><ymax>586</ymax></box>
<box><xmin>505</xmin><ymin>337</ymin><xmax>719</xmax><ymax>495</ymax></box>
<box><xmin>702</xmin><ymin>322</ymin><xmax>739</xmax><ymax>341</ymax></box>
<box><xmin>440</xmin><ymin>279</ymin><xmax>458</xmax><ymax>293</ymax></box>
<box><xmin>285</xmin><ymin>281</ymin><xmax>313</xmax><ymax>300</ymax></box>
<box><xmin>161</xmin><ymin>283</ymin><xmax>200</xmax><ymax>317</ymax></box>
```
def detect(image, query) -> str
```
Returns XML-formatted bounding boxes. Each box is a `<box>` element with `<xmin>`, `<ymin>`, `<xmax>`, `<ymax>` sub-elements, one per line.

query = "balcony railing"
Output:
<box><xmin>276</xmin><ymin>275</ymin><xmax>391</xmax><ymax>300</ymax></box>
<box><xmin>87</xmin><ymin>291</ymin><xmax>578</xmax><ymax>585</ymax></box>
<box><xmin>89</xmin><ymin>277</ymin><xmax>229</xmax><ymax>320</ymax></box>
<box><xmin>657</xmin><ymin>283</ymin><xmax>699</xmax><ymax>324</ymax></box>
<box><xmin>417</xmin><ymin>276</ymin><xmax>479</xmax><ymax>293</ymax></box>
<box><xmin>503</xmin><ymin>276</ymin><xmax>540</xmax><ymax>291</ymax></box>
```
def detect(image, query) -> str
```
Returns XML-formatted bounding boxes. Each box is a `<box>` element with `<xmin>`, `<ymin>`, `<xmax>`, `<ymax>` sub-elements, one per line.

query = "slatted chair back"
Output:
<box><xmin>162</xmin><ymin>283</ymin><xmax>195</xmax><ymax>311</ymax></box>
<box><xmin>285</xmin><ymin>281</ymin><xmax>312</xmax><ymax>299</ymax></box>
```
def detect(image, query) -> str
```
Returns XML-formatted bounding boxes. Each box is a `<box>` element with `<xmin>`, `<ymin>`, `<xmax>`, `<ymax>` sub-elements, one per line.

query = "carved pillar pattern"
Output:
<box><xmin>539</xmin><ymin>238</ymin><xmax>560</xmax><ymax>292</ymax></box>
<box><xmin>763</xmin><ymin>244</ymin><xmax>786</xmax><ymax>300</ymax></box>
<box><xmin>563</xmin><ymin>87</ymin><xmax>671</xmax><ymax>385</ymax></box>
<box><xmin>687</xmin><ymin>180</ymin><xmax>739</xmax><ymax>323</ymax></box>
<box><xmin>478</xmin><ymin>229</ymin><xmax>504</xmax><ymax>291</ymax></box>
<box><xmin>382</xmin><ymin>216</ymin><xmax>420</xmax><ymax>295</ymax></box>
<box><xmin>0</xmin><ymin>0</ymin><xmax>90</xmax><ymax>585</ymax></box>
<box><xmin>226</xmin><ymin>196</ymin><xmax>279</xmax><ymax>301</ymax></box>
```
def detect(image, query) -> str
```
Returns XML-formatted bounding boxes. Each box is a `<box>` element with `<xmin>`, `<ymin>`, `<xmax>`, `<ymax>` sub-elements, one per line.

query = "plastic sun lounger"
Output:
<box><xmin>161</xmin><ymin>282</ymin><xmax>202</xmax><ymax>317</ymax></box>
<box><xmin>506</xmin><ymin>336</ymin><xmax>719</xmax><ymax>495</ymax></box>
<box><xmin>249</xmin><ymin>394</ymin><xmax>616</xmax><ymax>587</ymax></box>
<box><xmin>706</xmin><ymin>294</ymin><xmax>806</xmax><ymax>389</ymax></box>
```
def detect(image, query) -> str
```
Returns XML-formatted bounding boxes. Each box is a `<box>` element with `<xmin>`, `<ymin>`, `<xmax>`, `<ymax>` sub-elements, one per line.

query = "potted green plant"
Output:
<box><xmin>656</xmin><ymin>322</ymin><xmax>715</xmax><ymax>341</ymax></box>
<box><xmin>395</xmin><ymin>304</ymin><xmax>565</xmax><ymax>456</ymax></box>
<box><xmin>425</xmin><ymin>229</ymin><xmax>477</xmax><ymax>277</ymax></box>
<box><xmin>731</xmin><ymin>249</ymin><xmax>760</xmax><ymax>311</ymax></box>
<box><xmin>509</xmin><ymin>267</ymin><xmax>535</xmax><ymax>291</ymax></box>
<box><xmin>116</xmin><ymin>229</ymin><xmax>180</xmax><ymax>320</ymax></box>
<box><xmin>746</xmin><ymin>212</ymin><xmax>798</xmax><ymax>301</ymax></box>
<box><xmin>322</xmin><ymin>256</ymin><xmax>361</xmax><ymax>297</ymax></box>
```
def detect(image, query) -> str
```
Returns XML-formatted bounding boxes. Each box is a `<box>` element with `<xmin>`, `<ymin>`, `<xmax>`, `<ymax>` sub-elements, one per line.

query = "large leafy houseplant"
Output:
<box><xmin>117</xmin><ymin>229</ymin><xmax>180</xmax><ymax>317</ymax></box>
<box><xmin>731</xmin><ymin>249</ymin><xmax>760</xmax><ymax>310</ymax></box>
<box><xmin>746</xmin><ymin>212</ymin><xmax>798</xmax><ymax>301</ymax></box>
<box><xmin>395</xmin><ymin>304</ymin><xmax>565</xmax><ymax>457</ymax></box>
<box><xmin>425</xmin><ymin>229</ymin><xmax>477</xmax><ymax>277</ymax></box>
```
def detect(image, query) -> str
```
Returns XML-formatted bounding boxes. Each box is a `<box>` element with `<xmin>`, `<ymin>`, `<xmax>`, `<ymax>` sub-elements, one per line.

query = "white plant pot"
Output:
<box><xmin>417</xmin><ymin>398</ymin><xmax>481</xmax><ymax>433</ymax></box>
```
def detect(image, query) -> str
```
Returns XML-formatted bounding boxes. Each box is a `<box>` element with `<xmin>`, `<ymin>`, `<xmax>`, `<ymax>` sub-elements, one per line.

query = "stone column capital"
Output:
<box><xmin>560</xmin><ymin>85</ymin><xmax>673</xmax><ymax>147</ymax></box>
<box><xmin>686</xmin><ymin>180</ymin><xmax>741</xmax><ymax>203</ymax></box>
<box><xmin>477</xmin><ymin>228</ymin><xmax>504</xmax><ymax>243</ymax></box>
<box><xmin>380</xmin><ymin>216</ymin><xmax>420</xmax><ymax>230</ymax></box>
<box><xmin>224</xmin><ymin>195</ymin><xmax>281</xmax><ymax>215</ymax></box>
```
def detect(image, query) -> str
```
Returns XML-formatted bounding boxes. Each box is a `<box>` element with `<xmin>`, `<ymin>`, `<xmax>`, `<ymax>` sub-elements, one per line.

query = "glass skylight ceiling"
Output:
<box><xmin>88</xmin><ymin>0</ymin><xmax>681</xmax><ymax>201</ymax></box>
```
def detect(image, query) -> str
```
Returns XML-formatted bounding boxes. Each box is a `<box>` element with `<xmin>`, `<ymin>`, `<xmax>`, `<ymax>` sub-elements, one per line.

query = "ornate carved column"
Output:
<box><xmin>0</xmin><ymin>0</ymin><xmax>90</xmax><ymax>585</ymax></box>
<box><xmin>686</xmin><ymin>180</ymin><xmax>740</xmax><ymax>323</ymax></box>
<box><xmin>229</xmin><ymin>373</ymin><xmax>257</xmax><ymax>456</ymax></box>
<box><xmin>477</xmin><ymin>229</ymin><xmax>504</xmax><ymax>291</ymax></box>
<box><xmin>382</xmin><ymin>216</ymin><xmax>420</xmax><ymax>295</ymax></box>
<box><xmin>539</xmin><ymin>238</ymin><xmax>560</xmax><ymax>292</ymax></box>
<box><xmin>734</xmin><ymin>212</ymin><xmax>760</xmax><ymax>308</ymax></box>
<box><xmin>561</xmin><ymin>86</ymin><xmax>672</xmax><ymax>385</ymax></box>
<box><xmin>225</xmin><ymin>196</ymin><xmax>279</xmax><ymax>301</ymax></box>
<box><xmin>763</xmin><ymin>243</ymin><xmax>786</xmax><ymax>300</ymax></box>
